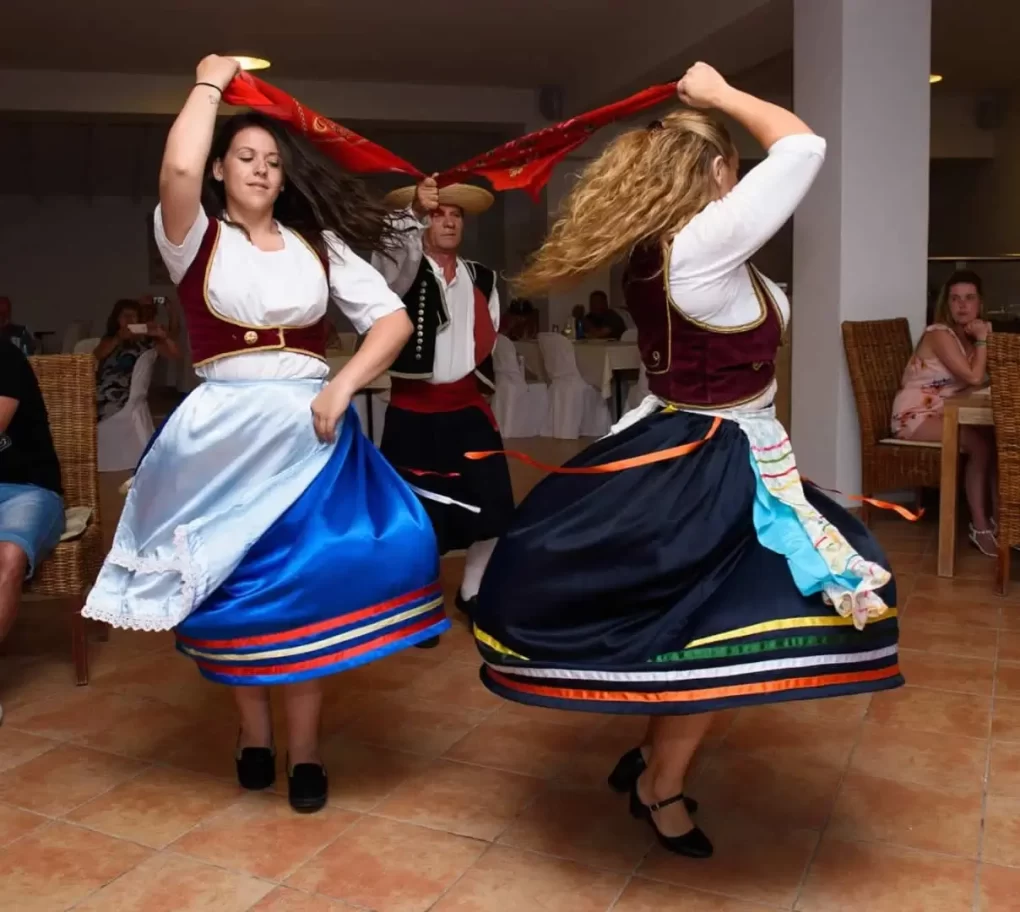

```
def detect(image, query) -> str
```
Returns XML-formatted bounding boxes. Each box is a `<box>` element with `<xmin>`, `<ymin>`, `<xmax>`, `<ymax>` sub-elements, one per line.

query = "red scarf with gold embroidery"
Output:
<box><xmin>222</xmin><ymin>73</ymin><xmax>676</xmax><ymax>199</ymax></box>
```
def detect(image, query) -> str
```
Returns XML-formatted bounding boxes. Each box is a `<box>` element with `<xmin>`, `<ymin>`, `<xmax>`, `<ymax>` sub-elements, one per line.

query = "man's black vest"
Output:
<box><xmin>389</xmin><ymin>257</ymin><xmax>497</xmax><ymax>389</ymax></box>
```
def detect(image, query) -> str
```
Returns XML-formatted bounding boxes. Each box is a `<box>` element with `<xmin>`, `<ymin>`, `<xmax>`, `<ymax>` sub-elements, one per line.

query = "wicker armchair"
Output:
<box><xmin>25</xmin><ymin>355</ymin><xmax>104</xmax><ymax>684</ymax></box>
<box><xmin>842</xmin><ymin>318</ymin><xmax>941</xmax><ymax>525</ymax></box>
<box><xmin>988</xmin><ymin>334</ymin><xmax>1020</xmax><ymax>594</ymax></box>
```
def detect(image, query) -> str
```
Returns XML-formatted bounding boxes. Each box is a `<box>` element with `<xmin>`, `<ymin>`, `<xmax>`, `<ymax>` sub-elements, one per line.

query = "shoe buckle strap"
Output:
<box><xmin>647</xmin><ymin>793</ymin><xmax>687</xmax><ymax>812</ymax></box>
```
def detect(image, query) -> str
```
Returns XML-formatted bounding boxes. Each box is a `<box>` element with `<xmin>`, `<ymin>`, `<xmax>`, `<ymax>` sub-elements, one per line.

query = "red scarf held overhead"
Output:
<box><xmin>222</xmin><ymin>74</ymin><xmax>677</xmax><ymax>200</ymax></box>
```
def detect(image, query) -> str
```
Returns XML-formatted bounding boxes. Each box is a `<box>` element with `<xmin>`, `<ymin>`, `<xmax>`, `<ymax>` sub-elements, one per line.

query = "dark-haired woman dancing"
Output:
<box><xmin>83</xmin><ymin>55</ymin><xmax>445</xmax><ymax>812</ymax></box>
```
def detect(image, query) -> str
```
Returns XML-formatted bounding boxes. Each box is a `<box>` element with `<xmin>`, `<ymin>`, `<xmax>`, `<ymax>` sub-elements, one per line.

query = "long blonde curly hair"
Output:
<box><xmin>513</xmin><ymin>109</ymin><xmax>737</xmax><ymax>297</ymax></box>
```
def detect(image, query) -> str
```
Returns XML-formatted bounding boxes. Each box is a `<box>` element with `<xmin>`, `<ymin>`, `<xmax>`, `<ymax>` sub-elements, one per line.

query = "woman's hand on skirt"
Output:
<box><xmin>310</xmin><ymin>382</ymin><xmax>352</xmax><ymax>444</ymax></box>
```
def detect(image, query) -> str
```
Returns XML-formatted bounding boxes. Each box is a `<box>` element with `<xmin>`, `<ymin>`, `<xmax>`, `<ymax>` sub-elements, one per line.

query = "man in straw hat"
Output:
<box><xmin>372</xmin><ymin>178</ymin><xmax>514</xmax><ymax>644</ymax></box>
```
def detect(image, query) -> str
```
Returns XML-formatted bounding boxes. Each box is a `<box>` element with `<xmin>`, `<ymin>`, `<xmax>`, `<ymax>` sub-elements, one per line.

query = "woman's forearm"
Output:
<box><xmin>331</xmin><ymin>311</ymin><xmax>412</xmax><ymax>397</ymax></box>
<box><xmin>714</xmin><ymin>86</ymin><xmax>813</xmax><ymax>150</ymax></box>
<box><xmin>157</xmin><ymin>338</ymin><xmax>181</xmax><ymax>360</ymax></box>
<box><xmin>92</xmin><ymin>337</ymin><xmax>117</xmax><ymax>362</ymax></box>
<box><xmin>158</xmin><ymin>85</ymin><xmax>222</xmax><ymax>244</ymax></box>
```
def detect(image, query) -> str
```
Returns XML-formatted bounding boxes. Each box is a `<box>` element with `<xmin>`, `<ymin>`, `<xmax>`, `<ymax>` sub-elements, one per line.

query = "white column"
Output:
<box><xmin>791</xmin><ymin>0</ymin><xmax>931</xmax><ymax>495</ymax></box>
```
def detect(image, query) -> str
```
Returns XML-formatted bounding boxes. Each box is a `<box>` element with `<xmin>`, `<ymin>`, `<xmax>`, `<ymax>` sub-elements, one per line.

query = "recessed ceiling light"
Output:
<box><xmin>929</xmin><ymin>74</ymin><xmax>943</xmax><ymax>84</ymax></box>
<box><xmin>229</xmin><ymin>55</ymin><xmax>271</xmax><ymax>72</ymax></box>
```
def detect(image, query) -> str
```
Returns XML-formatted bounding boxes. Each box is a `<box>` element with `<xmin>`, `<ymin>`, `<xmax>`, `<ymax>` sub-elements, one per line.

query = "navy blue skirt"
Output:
<box><xmin>473</xmin><ymin>409</ymin><xmax>902</xmax><ymax>715</ymax></box>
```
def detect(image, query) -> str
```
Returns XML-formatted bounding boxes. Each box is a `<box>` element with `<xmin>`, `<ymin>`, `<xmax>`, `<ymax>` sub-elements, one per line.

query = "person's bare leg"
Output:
<box><xmin>960</xmin><ymin>426</ymin><xmax>993</xmax><ymax>532</ymax></box>
<box><xmin>637</xmin><ymin>713</ymin><xmax>715</xmax><ymax>836</ymax></box>
<box><xmin>283</xmin><ymin>680</ymin><xmax>323</xmax><ymax>766</ymax></box>
<box><xmin>0</xmin><ymin>543</ymin><xmax>28</xmax><ymax>644</ymax></box>
<box><xmin>232</xmin><ymin>686</ymin><xmax>273</xmax><ymax>749</ymax></box>
<box><xmin>907</xmin><ymin>417</ymin><xmax>993</xmax><ymax>532</ymax></box>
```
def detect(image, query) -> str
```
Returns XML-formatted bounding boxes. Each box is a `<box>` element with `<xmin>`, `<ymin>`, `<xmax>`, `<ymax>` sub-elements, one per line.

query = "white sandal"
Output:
<box><xmin>969</xmin><ymin>524</ymin><xmax>998</xmax><ymax>557</ymax></box>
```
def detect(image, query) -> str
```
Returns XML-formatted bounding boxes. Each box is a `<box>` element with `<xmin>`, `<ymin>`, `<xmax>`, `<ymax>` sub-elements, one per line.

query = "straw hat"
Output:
<box><xmin>383</xmin><ymin>182</ymin><xmax>494</xmax><ymax>216</ymax></box>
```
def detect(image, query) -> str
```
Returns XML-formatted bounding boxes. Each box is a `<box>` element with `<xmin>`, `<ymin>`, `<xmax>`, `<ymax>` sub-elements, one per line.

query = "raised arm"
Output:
<box><xmin>371</xmin><ymin>177</ymin><xmax>438</xmax><ymax>295</ymax></box>
<box><xmin>670</xmin><ymin>64</ymin><xmax>826</xmax><ymax>301</ymax></box>
<box><xmin>159</xmin><ymin>55</ymin><xmax>240</xmax><ymax>245</ymax></box>
<box><xmin>679</xmin><ymin>62</ymin><xmax>813</xmax><ymax>151</ymax></box>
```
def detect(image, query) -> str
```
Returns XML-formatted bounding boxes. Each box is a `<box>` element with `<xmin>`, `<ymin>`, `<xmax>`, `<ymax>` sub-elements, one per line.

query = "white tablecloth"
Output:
<box><xmin>326</xmin><ymin>353</ymin><xmax>391</xmax><ymax>390</ymax></box>
<box><xmin>514</xmin><ymin>339</ymin><xmax>641</xmax><ymax>399</ymax></box>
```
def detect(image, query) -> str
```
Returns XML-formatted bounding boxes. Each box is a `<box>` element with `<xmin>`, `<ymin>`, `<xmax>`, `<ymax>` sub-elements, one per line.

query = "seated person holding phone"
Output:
<box><xmin>94</xmin><ymin>299</ymin><xmax>180</xmax><ymax>421</ymax></box>
<box><xmin>0</xmin><ymin>345</ymin><xmax>64</xmax><ymax>724</ymax></box>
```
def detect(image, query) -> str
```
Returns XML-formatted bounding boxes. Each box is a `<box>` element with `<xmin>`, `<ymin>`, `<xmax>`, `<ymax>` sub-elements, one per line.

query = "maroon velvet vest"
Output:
<box><xmin>624</xmin><ymin>243</ymin><xmax>784</xmax><ymax>409</ymax></box>
<box><xmin>176</xmin><ymin>218</ymin><xmax>328</xmax><ymax>368</ymax></box>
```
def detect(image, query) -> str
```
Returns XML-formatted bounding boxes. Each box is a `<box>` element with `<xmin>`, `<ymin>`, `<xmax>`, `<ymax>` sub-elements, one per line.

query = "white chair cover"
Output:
<box><xmin>492</xmin><ymin>334</ymin><xmax>549</xmax><ymax>438</ymax></box>
<box><xmin>62</xmin><ymin>321</ymin><xmax>91</xmax><ymax>354</ymax></box>
<box><xmin>73</xmin><ymin>337</ymin><xmax>100</xmax><ymax>355</ymax></box>
<box><xmin>620</xmin><ymin>328</ymin><xmax>638</xmax><ymax>342</ymax></box>
<box><xmin>537</xmin><ymin>332</ymin><xmax>611</xmax><ymax>439</ymax></box>
<box><xmin>98</xmin><ymin>348</ymin><xmax>158</xmax><ymax>472</ymax></box>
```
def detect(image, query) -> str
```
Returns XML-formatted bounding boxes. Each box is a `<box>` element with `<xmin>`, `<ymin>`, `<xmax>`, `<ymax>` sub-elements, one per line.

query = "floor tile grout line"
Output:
<box><xmin>422</xmin><ymin>838</ymin><xmax>499</xmax><ymax>912</ymax></box>
<box><xmin>789</xmin><ymin>704</ymin><xmax>868</xmax><ymax>911</ymax></box>
<box><xmin>634</xmin><ymin>868</ymin><xmax>795</xmax><ymax>910</ymax></box>
<box><xmin>972</xmin><ymin>625</ymin><xmax>1001</xmax><ymax>911</ymax></box>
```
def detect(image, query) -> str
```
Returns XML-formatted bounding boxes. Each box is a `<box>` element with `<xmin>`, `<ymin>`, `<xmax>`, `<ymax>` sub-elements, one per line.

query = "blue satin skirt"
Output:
<box><xmin>174</xmin><ymin>405</ymin><xmax>447</xmax><ymax>685</ymax></box>
<box><xmin>83</xmin><ymin>376</ymin><xmax>446</xmax><ymax>686</ymax></box>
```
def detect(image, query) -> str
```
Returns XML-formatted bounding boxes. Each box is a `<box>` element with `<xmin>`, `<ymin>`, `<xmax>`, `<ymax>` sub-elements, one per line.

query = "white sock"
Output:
<box><xmin>460</xmin><ymin>538</ymin><xmax>497</xmax><ymax>600</ymax></box>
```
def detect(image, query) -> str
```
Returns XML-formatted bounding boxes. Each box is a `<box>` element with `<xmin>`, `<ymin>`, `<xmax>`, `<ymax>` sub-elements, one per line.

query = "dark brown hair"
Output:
<box><xmin>201</xmin><ymin>112</ymin><xmax>408</xmax><ymax>260</ymax></box>
<box><xmin>104</xmin><ymin>299</ymin><xmax>140</xmax><ymax>338</ymax></box>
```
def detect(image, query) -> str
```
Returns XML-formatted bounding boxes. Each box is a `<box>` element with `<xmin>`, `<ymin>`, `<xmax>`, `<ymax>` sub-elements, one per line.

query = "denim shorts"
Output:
<box><xmin>0</xmin><ymin>483</ymin><xmax>65</xmax><ymax>577</ymax></box>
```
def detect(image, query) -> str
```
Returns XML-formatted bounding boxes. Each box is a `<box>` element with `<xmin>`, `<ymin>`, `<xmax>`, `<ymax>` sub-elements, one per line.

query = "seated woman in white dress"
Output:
<box><xmin>83</xmin><ymin>55</ymin><xmax>446</xmax><ymax>813</ymax></box>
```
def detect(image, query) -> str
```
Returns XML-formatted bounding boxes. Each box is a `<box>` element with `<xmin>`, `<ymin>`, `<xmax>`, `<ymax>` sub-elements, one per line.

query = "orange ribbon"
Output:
<box><xmin>464</xmin><ymin>416</ymin><xmax>722</xmax><ymax>474</ymax></box>
<box><xmin>465</xmin><ymin>418</ymin><xmax>920</xmax><ymax>523</ymax></box>
<box><xmin>806</xmin><ymin>484</ymin><xmax>924</xmax><ymax>522</ymax></box>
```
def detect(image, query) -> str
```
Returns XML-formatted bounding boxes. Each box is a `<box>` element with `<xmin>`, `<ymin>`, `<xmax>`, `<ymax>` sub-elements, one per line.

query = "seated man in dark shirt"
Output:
<box><xmin>0</xmin><ymin>347</ymin><xmax>64</xmax><ymax>722</ymax></box>
<box><xmin>583</xmin><ymin>290</ymin><xmax>626</xmax><ymax>340</ymax></box>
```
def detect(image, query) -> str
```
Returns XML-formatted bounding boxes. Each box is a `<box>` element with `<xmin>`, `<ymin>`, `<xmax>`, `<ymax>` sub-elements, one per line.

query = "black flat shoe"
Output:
<box><xmin>455</xmin><ymin>592</ymin><xmax>477</xmax><ymax>620</ymax></box>
<box><xmin>236</xmin><ymin>745</ymin><xmax>276</xmax><ymax>791</ymax></box>
<box><xmin>629</xmin><ymin>783</ymin><xmax>713</xmax><ymax>858</ymax></box>
<box><xmin>288</xmin><ymin>761</ymin><xmax>328</xmax><ymax>813</ymax></box>
<box><xmin>609</xmin><ymin>748</ymin><xmax>698</xmax><ymax>814</ymax></box>
<box><xmin>415</xmin><ymin>636</ymin><xmax>441</xmax><ymax>649</ymax></box>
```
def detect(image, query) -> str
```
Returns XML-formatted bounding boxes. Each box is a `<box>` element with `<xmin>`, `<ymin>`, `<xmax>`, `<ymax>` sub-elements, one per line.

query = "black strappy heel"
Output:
<box><xmin>608</xmin><ymin>748</ymin><xmax>699</xmax><ymax>814</ymax></box>
<box><xmin>629</xmin><ymin>782</ymin><xmax>713</xmax><ymax>858</ymax></box>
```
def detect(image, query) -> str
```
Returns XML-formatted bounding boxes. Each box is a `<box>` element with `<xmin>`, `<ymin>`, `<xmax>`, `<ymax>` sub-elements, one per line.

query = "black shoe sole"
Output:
<box><xmin>415</xmin><ymin>636</ymin><xmax>441</xmax><ymax>649</ymax></box>
<box><xmin>289</xmin><ymin>793</ymin><xmax>328</xmax><ymax>813</ymax></box>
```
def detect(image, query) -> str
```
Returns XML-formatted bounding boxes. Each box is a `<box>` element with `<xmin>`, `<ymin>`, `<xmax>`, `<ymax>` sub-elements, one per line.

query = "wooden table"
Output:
<box><xmin>937</xmin><ymin>389</ymin><xmax>993</xmax><ymax>577</ymax></box>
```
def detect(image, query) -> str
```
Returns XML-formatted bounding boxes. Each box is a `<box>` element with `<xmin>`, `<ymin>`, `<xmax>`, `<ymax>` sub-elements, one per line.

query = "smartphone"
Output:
<box><xmin>127</xmin><ymin>324</ymin><xmax>148</xmax><ymax>334</ymax></box>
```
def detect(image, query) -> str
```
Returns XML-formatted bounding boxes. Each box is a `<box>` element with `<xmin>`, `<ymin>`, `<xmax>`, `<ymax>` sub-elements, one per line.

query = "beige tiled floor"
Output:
<box><xmin>2</xmin><ymin>439</ymin><xmax>1020</xmax><ymax>910</ymax></box>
